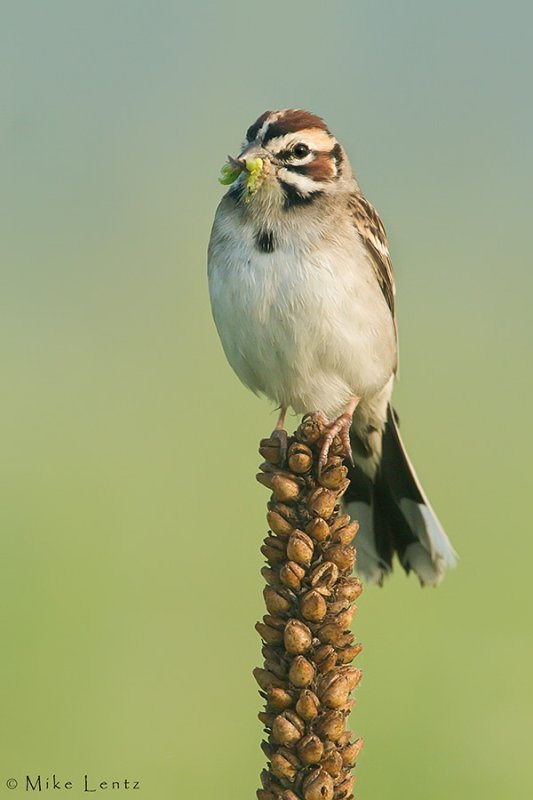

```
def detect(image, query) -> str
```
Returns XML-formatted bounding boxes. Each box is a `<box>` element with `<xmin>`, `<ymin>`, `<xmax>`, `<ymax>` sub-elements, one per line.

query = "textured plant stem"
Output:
<box><xmin>255</xmin><ymin>413</ymin><xmax>363</xmax><ymax>800</ymax></box>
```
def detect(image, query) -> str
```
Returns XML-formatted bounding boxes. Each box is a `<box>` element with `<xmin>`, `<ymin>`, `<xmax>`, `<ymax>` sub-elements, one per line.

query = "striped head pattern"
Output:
<box><xmin>228</xmin><ymin>109</ymin><xmax>349</xmax><ymax>209</ymax></box>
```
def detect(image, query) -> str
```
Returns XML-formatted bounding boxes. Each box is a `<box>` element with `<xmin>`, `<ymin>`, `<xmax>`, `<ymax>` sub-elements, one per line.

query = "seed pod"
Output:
<box><xmin>253</xmin><ymin>668</ymin><xmax>286</xmax><ymax>690</ymax></box>
<box><xmin>271</xmin><ymin>752</ymin><xmax>298</xmax><ymax>782</ymax></box>
<box><xmin>287</xmin><ymin>530</ymin><xmax>314</xmax><ymax>567</ymax></box>
<box><xmin>287</xmin><ymin>442</ymin><xmax>313</xmax><ymax>473</ymax></box>
<box><xmin>302</xmin><ymin>768</ymin><xmax>334</xmax><ymax>800</ymax></box>
<box><xmin>331</xmin><ymin>519</ymin><xmax>359</xmax><ymax>545</ymax></box>
<box><xmin>268</xmin><ymin>501</ymin><xmax>300</xmax><ymax>528</ymax></box>
<box><xmin>279</xmin><ymin>561</ymin><xmax>305</xmax><ymax>591</ymax></box>
<box><xmin>271</xmin><ymin>711</ymin><xmax>305</xmax><ymax>746</ymax></box>
<box><xmin>267</xmin><ymin>687</ymin><xmax>294</xmax><ymax>711</ymax></box>
<box><xmin>329</xmin><ymin>514</ymin><xmax>351</xmax><ymax>533</ymax></box>
<box><xmin>258</xmin><ymin>711</ymin><xmax>276</xmax><ymax>728</ymax></box>
<box><xmin>307</xmin><ymin>487</ymin><xmax>337</xmax><ymax>519</ymax></box>
<box><xmin>318</xmin><ymin>457</ymin><xmax>348</xmax><ymax>490</ymax></box>
<box><xmin>257</xmin><ymin>790</ymin><xmax>276</xmax><ymax>800</ymax></box>
<box><xmin>267</xmin><ymin>510</ymin><xmax>294</xmax><ymax>537</ymax></box>
<box><xmin>259</xmin><ymin>437</ymin><xmax>282</xmax><ymax>465</ymax></box>
<box><xmin>316</xmin><ymin>622</ymin><xmax>348</xmax><ymax>646</ymax></box>
<box><xmin>300</xmin><ymin>590</ymin><xmax>328</xmax><ymax>622</ymax></box>
<box><xmin>261</xmin><ymin>536</ymin><xmax>286</xmax><ymax>565</ymax></box>
<box><xmin>332</xmin><ymin>604</ymin><xmax>356</xmax><ymax>629</ymax></box>
<box><xmin>288</xmin><ymin>655</ymin><xmax>315</xmax><ymax>688</ymax></box>
<box><xmin>314</xmin><ymin>710</ymin><xmax>345</xmax><ymax>742</ymax></box>
<box><xmin>318</xmin><ymin>674</ymin><xmax>351</xmax><ymax>709</ymax></box>
<box><xmin>263</xmin><ymin>586</ymin><xmax>292</xmax><ymax>616</ymax></box>
<box><xmin>310</xmin><ymin>562</ymin><xmax>339</xmax><ymax>594</ymax></box>
<box><xmin>281</xmin><ymin>792</ymin><xmax>300</xmax><ymax>800</ymax></box>
<box><xmin>313</xmin><ymin>644</ymin><xmax>337</xmax><ymax>674</ymax></box>
<box><xmin>295</xmin><ymin>689</ymin><xmax>320</xmax><ymax>721</ymax></box>
<box><xmin>337</xmin><ymin>666</ymin><xmax>362</xmax><ymax>691</ymax></box>
<box><xmin>256</xmin><ymin>620</ymin><xmax>284</xmax><ymax>646</ymax></box>
<box><xmin>336</xmin><ymin>643</ymin><xmax>363</xmax><ymax>664</ymax></box>
<box><xmin>270</xmin><ymin>473</ymin><xmax>302</xmax><ymax>503</ymax></box>
<box><xmin>305</xmin><ymin>517</ymin><xmax>330</xmax><ymax>542</ymax></box>
<box><xmin>297</xmin><ymin>733</ymin><xmax>324</xmax><ymax>765</ymax></box>
<box><xmin>325</xmin><ymin>543</ymin><xmax>356</xmax><ymax>573</ymax></box>
<box><xmin>296</xmin><ymin>414</ymin><xmax>324</xmax><ymax>444</ymax></box>
<box><xmin>335</xmin><ymin>577</ymin><xmax>363</xmax><ymax>602</ymax></box>
<box><xmin>284</xmin><ymin>619</ymin><xmax>313</xmax><ymax>654</ymax></box>
<box><xmin>261</xmin><ymin>566</ymin><xmax>282</xmax><ymax>587</ymax></box>
<box><xmin>334</xmin><ymin>774</ymin><xmax>355</xmax><ymax>799</ymax></box>
<box><xmin>341</xmin><ymin>737</ymin><xmax>363</xmax><ymax>767</ymax></box>
<box><xmin>264</xmin><ymin>657</ymin><xmax>288</xmax><ymax>681</ymax></box>
<box><xmin>321</xmin><ymin>748</ymin><xmax>343</xmax><ymax>778</ymax></box>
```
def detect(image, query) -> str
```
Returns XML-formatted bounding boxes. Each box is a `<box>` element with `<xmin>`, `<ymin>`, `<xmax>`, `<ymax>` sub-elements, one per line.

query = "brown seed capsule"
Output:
<box><xmin>256</xmin><ymin>621</ymin><xmax>284</xmax><ymax>646</ymax></box>
<box><xmin>318</xmin><ymin>457</ymin><xmax>348</xmax><ymax>490</ymax></box>
<box><xmin>271</xmin><ymin>752</ymin><xmax>298</xmax><ymax>782</ymax></box>
<box><xmin>270</xmin><ymin>473</ymin><xmax>302</xmax><ymax>503</ymax></box>
<box><xmin>264</xmin><ymin>657</ymin><xmax>288</xmax><ymax>681</ymax></box>
<box><xmin>321</xmin><ymin>748</ymin><xmax>343</xmax><ymax>778</ymax></box>
<box><xmin>258</xmin><ymin>711</ymin><xmax>276</xmax><ymax>728</ymax></box>
<box><xmin>341</xmin><ymin>736</ymin><xmax>363</xmax><ymax>767</ymax></box>
<box><xmin>253</xmin><ymin>667</ymin><xmax>286</xmax><ymax>691</ymax></box>
<box><xmin>313</xmin><ymin>644</ymin><xmax>337</xmax><ymax>674</ymax></box>
<box><xmin>297</xmin><ymin>733</ymin><xmax>324</xmax><ymax>765</ymax></box>
<box><xmin>267</xmin><ymin>687</ymin><xmax>294</xmax><ymax>711</ymax></box>
<box><xmin>318</xmin><ymin>674</ymin><xmax>351</xmax><ymax>709</ymax></box>
<box><xmin>287</xmin><ymin>530</ymin><xmax>314</xmax><ymax>567</ymax></box>
<box><xmin>337</xmin><ymin>666</ymin><xmax>362</xmax><ymax>691</ymax></box>
<box><xmin>329</xmin><ymin>514</ymin><xmax>351</xmax><ymax>533</ymax></box>
<box><xmin>259</xmin><ymin>437</ymin><xmax>282</xmax><ymax>465</ymax></box>
<box><xmin>310</xmin><ymin>562</ymin><xmax>339</xmax><ymax>594</ymax></box>
<box><xmin>295</xmin><ymin>689</ymin><xmax>320</xmax><ymax>721</ymax></box>
<box><xmin>284</xmin><ymin>619</ymin><xmax>313</xmax><ymax>654</ymax></box>
<box><xmin>314</xmin><ymin>710</ymin><xmax>345</xmax><ymax>742</ymax></box>
<box><xmin>296</xmin><ymin>414</ymin><xmax>324</xmax><ymax>444</ymax></box>
<box><xmin>307</xmin><ymin>487</ymin><xmax>337</xmax><ymax>519</ymax></box>
<box><xmin>324</xmin><ymin>543</ymin><xmax>356</xmax><ymax>573</ymax></box>
<box><xmin>331</xmin><ymin>520</ymin><xmax>359</xmax><ymax>545</ymax></box>
<box><xmin>287</xmin><ymin>442</ymin><xmax>313</xmax><ymax>473</ymax></box>
<box><xmin>334</xmin><ymin>774</ymin><xmax>355</xmax><ymax>799</ymax></box>
<box><xmin>261</xmin><ymin>567</ymin><xmax>282</xmax><ymax>587</ymax></box>
<box><xmin>263</xmin><ymin>586</ymin><xmax>292</xmax><ymax>616</ymax></box>
<box><xmin>332</xmin><ymin>604</ymin><xmax>357</xmax><ymax>630</ymax></box>
<box><xmin>336</xmin><ymin>643</ymin><xmax>363</xmax><ymax>664</ymax></box>
<box><xmin>335</xmin><ymin>577</ymin><xmax>363</xmax><ymax>602</ymax></box>
<box><xmin>279</xmin><ymin>561</ymin><xmax>305</xmax><ymax>591</ymax></box>
<box><xmin>281</xmin><ymin>792</ymin><xmax>300</xmax><ymax>800</ymax></box>
<box><xmin>300</xmin><ymin>589</ymin><xmax>328</xmax><ymax>622</ymax></box>
<box><xmin>269</xmin><ymin>501</ymin><xmax>300</xmax><ymax>527</ymax></box>
<box><xmin>305</xmin><ymin>517</ymin><xmax>331</xmax><ymax>542</ymax></box>
<box><xmin>288</xmin><ymin>656</ymin><xmax>315</xmax><ymax>688</ymax></box>
<box><xmin>271</xmin><ymin>711</ymin><xmax>305</xmax><ymax>746</ymax></box>
<box><xmin>302</xmin><ymin>768</ymin><xmax>334</xmax><ymax>800</ymax></box>
<box><xmin>261</xmin><ymin>536</ymin><xmax>286</xmax><ymax>565</ymax></box>
<box><xmin>316</xmin><ymin>622</ymin><xmax>347</xmax><ymax>646</ymax></box>
<box><xmin>267</xmin><ymin>510</ymin><xmax>294</xmax><ymax>537</ymax></box>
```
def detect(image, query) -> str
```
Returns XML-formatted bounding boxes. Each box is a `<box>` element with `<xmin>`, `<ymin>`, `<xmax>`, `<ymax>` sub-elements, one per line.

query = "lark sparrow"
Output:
<box><xmin>208</xmin><ymin>109</ymin><xmax>456</xmax><ymax>585</ymax></box>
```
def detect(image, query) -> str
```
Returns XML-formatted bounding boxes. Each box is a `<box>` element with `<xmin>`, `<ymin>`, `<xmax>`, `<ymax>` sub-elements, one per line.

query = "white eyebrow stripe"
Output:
<box><xmin>266</xmin><ymin>129</ymin><xmax>335</xmax><ymax>153</ymax></box>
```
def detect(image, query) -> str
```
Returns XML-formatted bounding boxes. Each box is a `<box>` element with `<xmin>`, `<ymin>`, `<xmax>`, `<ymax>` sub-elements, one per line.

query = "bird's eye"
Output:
<box><xmin>293</xmin><ymin>143</ymin><xmax>310</xmax><ymax>159</ymax></box>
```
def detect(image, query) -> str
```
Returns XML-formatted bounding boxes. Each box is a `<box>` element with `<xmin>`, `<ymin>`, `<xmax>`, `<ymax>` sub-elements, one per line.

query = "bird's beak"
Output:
<box><xmin>219</xmin><ymin>143</ymin><xmax>268</xmax><ymax>196</ymax></box>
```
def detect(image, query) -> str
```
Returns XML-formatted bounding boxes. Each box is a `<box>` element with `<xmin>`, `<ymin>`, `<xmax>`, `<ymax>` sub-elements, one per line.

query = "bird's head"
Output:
<box><xmin>219</xmin><ymin>109</ymin><xmax>350</xmax><ymax>210</ymax></box>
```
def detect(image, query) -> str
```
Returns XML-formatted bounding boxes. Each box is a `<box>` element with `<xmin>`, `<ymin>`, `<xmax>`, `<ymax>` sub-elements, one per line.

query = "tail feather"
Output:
<box><xmin>345</xmin><ymin>405</ymin><xmax>456</xmax><ymax>586</ymax></box>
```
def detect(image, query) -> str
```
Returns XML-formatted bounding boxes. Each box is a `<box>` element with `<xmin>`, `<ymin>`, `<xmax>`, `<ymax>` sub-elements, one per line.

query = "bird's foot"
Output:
<box><xmin>317</xmin><ymin>398</ymin><xmax>360</xmax><ymax>473</ymax></box>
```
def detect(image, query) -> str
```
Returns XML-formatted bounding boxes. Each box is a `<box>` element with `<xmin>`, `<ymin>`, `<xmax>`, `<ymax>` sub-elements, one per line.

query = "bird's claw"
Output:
<box><xmin>318</xmin><ymin>413</ymin><xmax>354</xmax><ymax>473</ymax></box>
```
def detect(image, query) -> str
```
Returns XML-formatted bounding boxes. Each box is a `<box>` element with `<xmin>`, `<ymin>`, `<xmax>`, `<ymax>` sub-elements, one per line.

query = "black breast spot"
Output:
<box><xmin>255</xmin><ymin>229</ymin><xmax>275</xmax><ymax>253</ymax></box>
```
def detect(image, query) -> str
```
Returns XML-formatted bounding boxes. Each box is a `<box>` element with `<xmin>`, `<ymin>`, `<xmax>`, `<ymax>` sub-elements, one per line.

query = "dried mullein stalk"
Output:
<box><xmin>255</xmin><ymin>414</ymin><xmax>363</xmax><ymax>800</ymax></box>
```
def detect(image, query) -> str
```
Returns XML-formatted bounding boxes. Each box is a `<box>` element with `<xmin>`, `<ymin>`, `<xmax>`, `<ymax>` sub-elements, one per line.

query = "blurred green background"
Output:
<box><xmin>1</xmin><ymin>1</ymin><xmax>532</xmax><ymax>797</ymax></box>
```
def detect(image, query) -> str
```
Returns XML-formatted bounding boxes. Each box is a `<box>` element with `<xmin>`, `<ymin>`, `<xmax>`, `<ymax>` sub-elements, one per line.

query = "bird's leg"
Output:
<box><xmin>318</xmin><ymin>397</ymin><xmax>360</xmax><ymax>472</ymax></box>
<box><xmin>270</xmin><ymin>406</ymin><xmax>288</xmax><ymax>465</ymax></box>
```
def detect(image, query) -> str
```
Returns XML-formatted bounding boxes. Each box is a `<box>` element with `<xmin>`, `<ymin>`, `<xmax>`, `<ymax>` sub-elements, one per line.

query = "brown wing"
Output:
<box><xmin>349</xmin><ymin>192</ymin><xmax>396</xmax><ymax>319</ymax></box>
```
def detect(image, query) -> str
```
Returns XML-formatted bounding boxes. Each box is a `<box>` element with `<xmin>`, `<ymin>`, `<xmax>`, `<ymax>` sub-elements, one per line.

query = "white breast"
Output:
<box><xmin>208</xmin><ymin>197</ymin><xmax>396</xmax><ymax>418</ymax></box>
